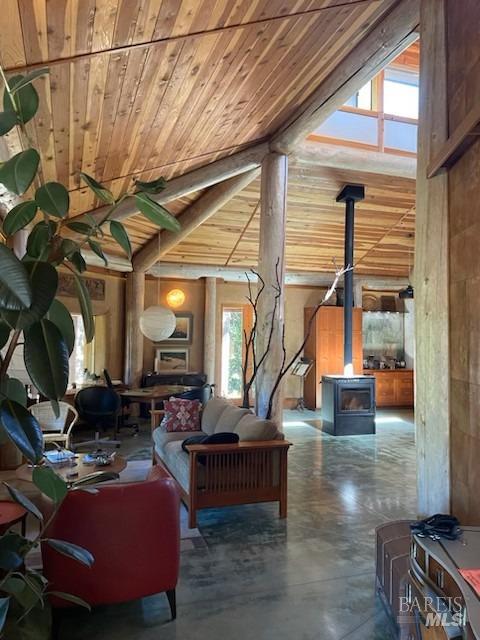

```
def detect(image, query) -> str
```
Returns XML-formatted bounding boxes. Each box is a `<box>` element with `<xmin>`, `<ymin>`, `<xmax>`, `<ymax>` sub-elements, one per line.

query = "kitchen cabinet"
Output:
<box><xmin>364</xmin><ymin>369</ymin><xmax>414</xmax><ymax>407</ymax></box>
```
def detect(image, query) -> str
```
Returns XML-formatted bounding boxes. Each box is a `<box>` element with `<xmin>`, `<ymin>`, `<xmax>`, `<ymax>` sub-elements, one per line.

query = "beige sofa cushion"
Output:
<box><xmin>153</xmin><ymin>427</ymin><xmax>206</xmax><ymax>458</ymax></box>
<box><xmin>214</xmin><ymin>405</ymin><xmax>251</xmax><ymax>433</ymax></box>
<box><xmin>201</xmin><ymin>397</ymin><xmax>231</xmax><ymax>435</ymax></box>
<box><xmin>161</xmin><ymin>441</ymin><xmax>191</xmax><ymax>493</ymax></box>
<box><xmin>234</xmin><ymin>414</ymin><xmax>279</xmax><ymax>441</ymax></box>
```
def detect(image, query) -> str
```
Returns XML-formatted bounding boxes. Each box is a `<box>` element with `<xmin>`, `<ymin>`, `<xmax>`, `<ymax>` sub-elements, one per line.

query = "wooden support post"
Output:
<box><xmin>203</xmin><ymin>277</ymin><xmax>217</xmax><ymax>387</ymax></box>
<box><xmin>255</xmin><ymin>152</ymin><xmax>288</xmax><ymax>426</ymax></box>
<box><xmin>124</xmin><ymin>270</ymin><xmax>145</xmax><ymax>387</ymax></box>
<box><xmin>414</xmin><ymin>0</ymin><xmax>450</xmax><ymax>516</ymax></box>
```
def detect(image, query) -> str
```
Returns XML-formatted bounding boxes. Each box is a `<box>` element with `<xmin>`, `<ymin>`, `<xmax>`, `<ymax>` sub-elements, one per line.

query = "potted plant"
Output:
<box><xmin>0</xmin><ymin>66</ymin><xmax>180</xmax><ymax>638</ymax></box>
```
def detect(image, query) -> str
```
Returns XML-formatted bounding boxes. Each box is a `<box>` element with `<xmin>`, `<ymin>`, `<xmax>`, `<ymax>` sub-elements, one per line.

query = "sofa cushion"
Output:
<box><xmin>153</xmin><ymin>428</ymin><xmax>207</xmax><ymax>458</ymax></box>
<box><xmin>214</xmin><ymin>405</ymin><xmax>251</xmax><ymax>433</ymax></box>
<box><xmin>161</xmin><ymin>441</ymin><xmax>191</xmax><ymax>493</ymax></box>
<box><xmin>234</xmin><ymin>413</ymin><xmax>279</xmax><ymax>441</ymax></box>
<box><xmin>201</xmin><ymin>397</ymin><xmax>231</xmax><ymax>435</ymax></box>
<box><xmin>161</xmin><ymin>397</ymin><xmax>201</xmax><ymax>432</ymax></box>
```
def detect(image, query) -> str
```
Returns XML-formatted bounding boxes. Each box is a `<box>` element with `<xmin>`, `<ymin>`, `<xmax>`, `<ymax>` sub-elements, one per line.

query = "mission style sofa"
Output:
<box><xmin>152</xmin><ymin>397</ymin><xmax>291</xmax><ymax>528</ymax></box>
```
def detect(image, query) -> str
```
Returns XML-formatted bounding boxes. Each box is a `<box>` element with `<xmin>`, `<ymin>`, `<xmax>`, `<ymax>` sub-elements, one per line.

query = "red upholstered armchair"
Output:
<box><xmin>41</xmin><ymin>466</ymin><xmax>180</xmax><ymax>620</ymax></box>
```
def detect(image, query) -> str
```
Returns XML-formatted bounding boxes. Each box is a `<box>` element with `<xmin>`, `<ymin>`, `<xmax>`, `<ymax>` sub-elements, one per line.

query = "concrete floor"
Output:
<box><xmin>59</xmin><ymin>408</ymin><xmax>417</xmax><ymax>640</ymax></box>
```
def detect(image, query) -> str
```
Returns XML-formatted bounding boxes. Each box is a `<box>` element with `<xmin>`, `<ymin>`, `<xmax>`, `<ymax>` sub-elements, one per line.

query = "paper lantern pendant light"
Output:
<box><xmin>139</xmin><ymin>305</ymin><xmax>176</xmax><ymax>341</ymax></box>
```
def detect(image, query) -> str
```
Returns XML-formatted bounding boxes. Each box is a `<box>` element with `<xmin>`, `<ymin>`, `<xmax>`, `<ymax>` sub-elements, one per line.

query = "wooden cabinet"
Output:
<box><xmin>365</xmin><ymin>369</ymin><xmax>414</xmax><ymax>407</ymax></box>
<box><xmin>303</xmin><ymin>307</ymin><xmax>362</xmax><ymax>409</ymax></box>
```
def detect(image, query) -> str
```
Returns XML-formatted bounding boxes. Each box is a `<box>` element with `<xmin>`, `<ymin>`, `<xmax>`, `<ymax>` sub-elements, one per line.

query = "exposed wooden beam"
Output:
<box><xmin>132</xmin><ymin>168</ymin><xmax>260</xmax><ymax>272</ymax></box>
<box><xmin>294</xmin><ymin>139</ymin><xmax>417</xmax><ymax>179</ymax></box>
<box><xmin>270</xmin><ymin>0</ymin><xmax>420</xmax><ymax>154</ymax></box>
<box><xmin>148</xmin><ymin>262</ymin><xmax>409</xmax><ymax>288</ymax></box>
<box><xmin>82</xmin><ymin>144</ymin><xmax>268</xmax><ymax>226</ymax></box>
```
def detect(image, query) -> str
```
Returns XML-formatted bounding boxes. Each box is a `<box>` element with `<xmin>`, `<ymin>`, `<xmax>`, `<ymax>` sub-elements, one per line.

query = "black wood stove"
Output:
<box><xmin>321</xmin><ymin>184</ymin><xmax>376</xmax><ymax>436</ymax></box>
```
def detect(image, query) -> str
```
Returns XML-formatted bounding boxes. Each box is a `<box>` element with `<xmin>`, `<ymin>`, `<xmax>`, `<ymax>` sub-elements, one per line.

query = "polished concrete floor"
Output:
<box><xmin>60</xmin><ymin>408</ymin><xmax>417</xmax><ymax>640</ymax></box>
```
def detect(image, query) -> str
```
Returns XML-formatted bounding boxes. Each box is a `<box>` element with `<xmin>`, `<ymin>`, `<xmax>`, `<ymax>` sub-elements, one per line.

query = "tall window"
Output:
<box><xmin>384</xmin><ymin>68</ymin><xmax>419</xmax><ymax>119</ymax></box>
<box><xmin>221</xmin><ymin>308</ymin><xmax>243</xmax><ymax>398</ymax></box>
<box><xmin>344</xmin><ymin>80</ymin><xmax>372</xmax><ymax>110</ymax></box>
<box><xmin>68</xmin><ymin>314</ymin><xmax>107</xmax><ymax>384</ymax></box>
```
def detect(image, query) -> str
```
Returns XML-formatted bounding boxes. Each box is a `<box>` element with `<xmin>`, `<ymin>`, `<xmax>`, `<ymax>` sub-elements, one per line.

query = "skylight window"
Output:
<box><xmin>384</xmin><ymin>68</ymin><xmax>419</xmax><ymax>119</ymax></box>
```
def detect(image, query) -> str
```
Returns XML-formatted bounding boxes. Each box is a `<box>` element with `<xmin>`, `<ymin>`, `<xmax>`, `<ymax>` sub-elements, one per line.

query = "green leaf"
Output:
<box><xmin>2</xmin><ymin>201</ymin><xmax>38</xmax><ymax>236</ymax></box>
<box><xmin>24</xmin><ymin>319</ymin><xmax>69</xmax><ymax>401</ymax></box>
<box><xmin>66</xmin><ymin>221</ymin><xmax>92</xmax><ymax>235</ymax></box>
<box><xmin>4</xmin><ymin>75</ymin><xmax>39</xmax><ymax>124</ymax></box>
<box><xmin>32</xmin><ymin>466</ymin><xmax>67</xmax><ymax>504</ymax></box>
<box><xmin>0</xmin><ymin>399</ymin><xmax>43</xmax><ymax>463</ymax></box>
<box><xmin>2</xmin><ymin>261</ymin><xmax>58</xmax><ymax>331</ymax></box>
<box><xmin>0</xmin><ymin>149</ymin><xmax>39</xmax><ymax>195</ymax></box>
<box><xmin>3</xmin><ymin>482</ymin><xmax>43</xmax><ymax>520</ymax></box>
<box><xmin>0</xmin><ymin>321</ymin><xmax>10</xmax><ymax>349</ymax></box>
<box><xmin>0</xmin><ymin>110</ymin><xmax>17</xmax><ymax>135</ymax></box>
<box><xmin>47</xmin><ymin>591</ymin><xmax>91</xmax><ymax>610</ymax></box>
<box><xmin>135</xmin><ymin>175</ymin><xmax>167</xmax><ymax>194</ymax></box>
<box><xmin>26</xmin><ymin>221</ymin><xmax>54</xmax><ymax>259</ymax></box>
<box><xmin>46</xmin><ymin>299</ymin><xmax>75</xmax><ymax>355</ymax></box>
<box><xmin>0</xmin><ymin>244</ymin><xmax>32</xmax><ymax>311</ymax></box>
<box><xmin>88</xmin><ymin>239</ymin><xmax>107</xmax><ymax>266</ymax></box>
<box><xmin>0</xmin><ymin>597</ymin><xmax>9</xmax><ymax>631</ymax></box>
<box><xmin>10</xmin><ymin>68</ymin><xmax>49</xmax><ymax>94</ymax></box>
<box><xmin>134</xmin><ymin>192</ymin><xmax>180</xmax><ymax>231</ymax></box>
<box><xmin>71</xmin><ymin>272</ymin><xmax>94</xmax><ymax>342</ymax></box>
<box><xmin>109</xmin><ymin>220</ymin><xmax>132</xmax><ymax>259</ymax></box>
<box><xmin>60</xmin><ymin>238</ymin><xmax>79</xmax><ymax>259</ymax></box>
<box><xmin>35</xmin><ymin>181</ymin><xmax>69</xmax><ymax>218</ymax></box>
<box><xmin>0</xmin><ymin>376</ymin><xmax>27</xmax><ymax>406</ymax></box>
<box><xmin>45</xmin><ymin>539</ymin><xmax>94</xmax><ymax>567</ymax></box>
<box><xmin>79</xmin><ymin>172</ymin><xmax>115</xmax><ymax>204</ymax></box>
<box><xmin>68</xmin><ymin>251</ymin><xmax>86</xmax><ymax>273</ymax></box>
<box><xmin>0</xmin><ymin>532</ymin><xmax>28</xmax><ymax>571</ymax></box>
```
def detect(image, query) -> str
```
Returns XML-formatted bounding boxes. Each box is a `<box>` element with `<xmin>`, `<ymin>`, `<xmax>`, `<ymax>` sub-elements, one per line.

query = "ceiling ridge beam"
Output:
<box><xmin>270</xmin><ymin>0</ymin><xmax>420</xmax><ymax>154</ymax></box>
<box><xmin>132</xmin><ymin>168</ymin><xmax>260</xmax><ymax>272</ymax></box>
<box><xmin>4</xmin><ymin>0</ymin><xmax>376</xmax><ymax>73</ymax></box>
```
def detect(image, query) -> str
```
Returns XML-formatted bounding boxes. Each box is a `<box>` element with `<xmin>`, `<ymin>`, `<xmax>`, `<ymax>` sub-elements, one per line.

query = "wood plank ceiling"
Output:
<box><xmin>0</xmin><ymin>0</ymin><xmax>415</xmax><ymax>277</ymax></box>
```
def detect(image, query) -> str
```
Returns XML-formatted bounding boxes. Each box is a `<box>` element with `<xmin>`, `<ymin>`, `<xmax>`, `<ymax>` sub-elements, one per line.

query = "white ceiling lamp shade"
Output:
<box><xmin>139</xmin><ymin>305</ymin><xmax>176</xmax><ymax>342</ymax></box>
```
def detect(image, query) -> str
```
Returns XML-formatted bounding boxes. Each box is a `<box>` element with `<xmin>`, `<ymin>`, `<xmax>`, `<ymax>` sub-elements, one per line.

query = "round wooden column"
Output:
<box><xmin>255</xmin><ymin>152</ymin><xmax>288</xmax><ymax>427</ymax></box>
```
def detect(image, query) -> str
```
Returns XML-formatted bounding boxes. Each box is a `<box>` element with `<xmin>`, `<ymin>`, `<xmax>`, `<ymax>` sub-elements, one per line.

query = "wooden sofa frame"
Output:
<box><xmin>154</xmin><ymin>440</ymin><xmax>291</xmax><ymax>528</ymax></box>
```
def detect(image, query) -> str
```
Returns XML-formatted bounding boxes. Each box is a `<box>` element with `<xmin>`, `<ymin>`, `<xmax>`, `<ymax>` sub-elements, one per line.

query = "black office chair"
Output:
<box><xmin>173</xmin><ymin>383</ymin><xmax>213</xmax><ymax>407</ymax></box>
<box><xmin>75</xmin><ymin>386</ymin><xmax>122</xmax><ymax>445</ymax></box>
<box><xmin>103</xmin><ymin>369</ymin><xmax>139</xmax><ymax>437</ymax></box>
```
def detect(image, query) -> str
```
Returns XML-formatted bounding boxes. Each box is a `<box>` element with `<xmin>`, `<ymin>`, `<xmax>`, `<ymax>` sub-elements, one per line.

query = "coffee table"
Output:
<box><xmin>16</xmin><ymin>453</ymin><xmax>127</xmax><ymax>485</ymax></box>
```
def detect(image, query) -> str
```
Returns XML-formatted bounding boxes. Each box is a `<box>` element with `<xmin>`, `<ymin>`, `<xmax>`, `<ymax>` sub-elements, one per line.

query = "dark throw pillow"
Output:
<box><xmin>182</xmin><ymin>432</ymin><xmax>240</xmax><ymax>454</ymax></box>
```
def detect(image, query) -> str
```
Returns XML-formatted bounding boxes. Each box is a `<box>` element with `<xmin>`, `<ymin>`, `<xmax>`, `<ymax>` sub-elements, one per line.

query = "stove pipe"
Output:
<box><xmin>336</xmin><ymin>184</ymin><xmax>365</xmax><ymax>375</ymax></box>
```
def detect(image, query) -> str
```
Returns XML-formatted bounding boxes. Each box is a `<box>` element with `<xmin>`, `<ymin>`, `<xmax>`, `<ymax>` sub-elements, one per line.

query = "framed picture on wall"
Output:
<box><xmin>159</xmin><ymin>312</ymin><xmax>193</xmax><ymax>344</ymax></box>
<box><xmin>155</xmin><ymin>348</ymin><xmax>189</xmax><ymax>373</ymax></box>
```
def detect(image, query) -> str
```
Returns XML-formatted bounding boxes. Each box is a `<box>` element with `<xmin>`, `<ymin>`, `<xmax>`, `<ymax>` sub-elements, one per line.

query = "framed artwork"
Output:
<box><xmin>160</xmin><ymin>312</ymin><xmax>193</xmax><ymax>344</ymax></box>
<box><xmin>155</xmin><ymin>348</ymin><xmax>189</xmax><ymax>373</ymax></box>
<box><xmin>58</xmin><ymin>273</ymin><xmax>105</xmax><ymax>300</ymax></box>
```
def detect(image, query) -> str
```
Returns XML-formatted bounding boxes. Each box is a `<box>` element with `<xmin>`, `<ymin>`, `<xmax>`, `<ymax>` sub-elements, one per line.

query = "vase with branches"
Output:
<box><xmin>241</xmin><ymin>260</ymin><xmax>348</xmax><ymax>420</ymax></box>
<box><xmin>0</xmin><ymin>65</ymin><xmax>180</xmax><ymax>639</ymax></box>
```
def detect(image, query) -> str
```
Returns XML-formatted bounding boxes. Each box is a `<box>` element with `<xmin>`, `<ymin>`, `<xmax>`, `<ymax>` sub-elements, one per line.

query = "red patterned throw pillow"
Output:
<box><xmin>161</xmin><ymin>397</ymin><xmax>201</xmax><ymax>432</ymax></box>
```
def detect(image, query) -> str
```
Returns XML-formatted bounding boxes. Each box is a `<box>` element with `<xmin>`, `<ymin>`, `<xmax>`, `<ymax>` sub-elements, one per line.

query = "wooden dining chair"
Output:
<box><xmin>29</xmin><ymin>401</ymin><xmax>79</xmax><ymax>450</ymax></box>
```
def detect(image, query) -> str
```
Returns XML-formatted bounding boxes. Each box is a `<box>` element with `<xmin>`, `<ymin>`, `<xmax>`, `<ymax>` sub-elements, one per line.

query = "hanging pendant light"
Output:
<box><xmin>399</xmin><ymin>233</ymin><xmax>414</xmax><ymax>299</ymax></box>
<box><xmin>139</xmin><ymin>305</ymin><xmax>176</xmax><ymax>341</ymax></box>
<box><xmin>139</xmin><ymin>233</ymin><xmax>176</xmax><ymax>341</ymax></box>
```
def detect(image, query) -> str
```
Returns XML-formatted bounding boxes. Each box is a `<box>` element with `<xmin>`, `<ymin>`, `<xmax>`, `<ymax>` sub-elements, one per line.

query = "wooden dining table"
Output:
<box><xmin>119</xmin><ymin>385</ymin><xmax>196</xmax><ymax>427</ymax></box>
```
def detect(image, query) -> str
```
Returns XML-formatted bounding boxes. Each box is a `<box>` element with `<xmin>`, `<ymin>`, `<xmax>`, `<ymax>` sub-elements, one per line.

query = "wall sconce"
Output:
<box><xmin>166</xmin><ymin>288</ymin><xmax>185</xmax><ymax>308</ymax></box>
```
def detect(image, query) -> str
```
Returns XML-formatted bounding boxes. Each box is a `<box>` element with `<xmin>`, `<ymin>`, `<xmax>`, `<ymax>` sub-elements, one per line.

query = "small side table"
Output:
<box><xmin>0</xmin><ymin>501</ymin><xmax>27</xmax><ymax>536</ymax></box>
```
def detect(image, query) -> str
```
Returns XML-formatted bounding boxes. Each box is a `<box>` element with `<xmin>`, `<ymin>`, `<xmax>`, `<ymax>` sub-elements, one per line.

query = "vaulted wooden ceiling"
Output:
<box><xmin>0</xmin><ymin>0</ymin><xmax>416</xmax><ymax>277</ymax></box>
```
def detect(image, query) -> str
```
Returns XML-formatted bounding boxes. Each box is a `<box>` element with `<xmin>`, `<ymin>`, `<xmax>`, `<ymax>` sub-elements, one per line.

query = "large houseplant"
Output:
<box><xmin>0</xmin><ymin>66</ymin><xmax>180</xmax><ymax>638</ymax></box>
